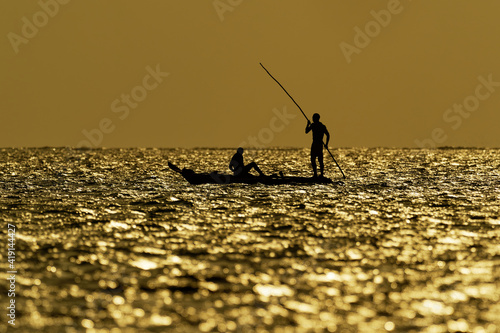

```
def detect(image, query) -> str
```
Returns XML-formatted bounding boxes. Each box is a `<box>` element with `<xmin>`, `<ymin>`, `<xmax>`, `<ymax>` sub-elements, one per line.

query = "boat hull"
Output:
<box><xmin>168</xmin><ymin>163</ymin><xmax>335</xmax><ymax>185</ymax></box>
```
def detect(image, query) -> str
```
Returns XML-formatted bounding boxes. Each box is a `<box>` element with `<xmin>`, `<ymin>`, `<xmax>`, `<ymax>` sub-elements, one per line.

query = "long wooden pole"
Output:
<box><xmin>260</xmin><ymin>63</ymin><xmax>346</xmax><ymax>179</ymax></box>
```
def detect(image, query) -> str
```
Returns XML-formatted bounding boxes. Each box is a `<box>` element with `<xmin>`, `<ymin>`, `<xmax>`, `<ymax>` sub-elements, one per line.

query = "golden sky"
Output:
<box><xmin>1</xmin><ymin>0</ymin><xmax>500</xmax><ymax>148</ymax></box>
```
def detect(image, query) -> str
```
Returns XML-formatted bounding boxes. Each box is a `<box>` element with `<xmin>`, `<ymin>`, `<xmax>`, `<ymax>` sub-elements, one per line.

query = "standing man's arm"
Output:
<box><xmin>324</xmin><ymin>126</ymin><xmax>330</xmax><ymax>146</ymax></box>
<box><xmin>305</xmin><ymin>120</ymin><xmax>312</xmax><ymax>134</ymax></box>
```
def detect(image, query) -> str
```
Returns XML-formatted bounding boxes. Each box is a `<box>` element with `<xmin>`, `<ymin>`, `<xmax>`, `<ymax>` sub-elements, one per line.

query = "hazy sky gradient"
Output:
<box><xmin>1</xmin><ymin>1</ymin><xmax>500</xmax><ymax>148</ymax></box>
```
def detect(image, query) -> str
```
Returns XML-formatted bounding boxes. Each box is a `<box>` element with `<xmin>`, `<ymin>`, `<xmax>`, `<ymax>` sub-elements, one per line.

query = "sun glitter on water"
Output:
<box><xmin>0</xmin><ymin>147</ymin><xmax>499</xmax><ymax>332</ymax></box>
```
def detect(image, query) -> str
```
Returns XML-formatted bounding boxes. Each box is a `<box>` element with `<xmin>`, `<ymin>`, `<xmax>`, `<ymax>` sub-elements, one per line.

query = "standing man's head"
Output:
<box><xmin>312</xmin><ymin>113</ymin><xmax>320</xmax><ymax>123</ymax></box>
<box><xmin>237</xmin><ymin>147</ymin><xmax>244</xmax><ymax>154</ymax></box>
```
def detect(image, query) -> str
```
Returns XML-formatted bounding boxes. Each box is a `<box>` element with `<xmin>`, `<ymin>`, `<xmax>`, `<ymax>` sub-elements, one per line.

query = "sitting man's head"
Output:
<box><xmin>237</xmin><ymin>147</ymin><xmax>244</xmax><ymax>154</ymax></box>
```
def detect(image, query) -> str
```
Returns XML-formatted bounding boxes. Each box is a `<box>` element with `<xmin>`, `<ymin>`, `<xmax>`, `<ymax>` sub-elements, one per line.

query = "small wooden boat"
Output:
<box><xmin>168</xmin><ymin>163</ymin><xmax>337</xmax><ymax>185</ymax></box>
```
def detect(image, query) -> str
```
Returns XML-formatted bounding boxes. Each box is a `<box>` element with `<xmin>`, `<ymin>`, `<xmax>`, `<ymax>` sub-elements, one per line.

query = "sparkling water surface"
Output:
<box><xmin>0</xmin><ymin>148</ymin><xmax>499</xmax><ymax>332</ymax></box>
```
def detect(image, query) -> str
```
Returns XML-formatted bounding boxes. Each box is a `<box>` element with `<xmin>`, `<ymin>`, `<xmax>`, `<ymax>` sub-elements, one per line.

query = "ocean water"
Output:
<box><xmin>0</xmin><ymin>147</ymin><xmax>499</xmax><ymax>333</ymax></box>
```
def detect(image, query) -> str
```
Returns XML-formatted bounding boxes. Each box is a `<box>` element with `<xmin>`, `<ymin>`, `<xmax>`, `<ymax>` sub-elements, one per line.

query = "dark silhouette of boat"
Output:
<box><xmin>168</xmin><ymin>163</ymin><xmax>337</xmax><ymax>185</ymax></box>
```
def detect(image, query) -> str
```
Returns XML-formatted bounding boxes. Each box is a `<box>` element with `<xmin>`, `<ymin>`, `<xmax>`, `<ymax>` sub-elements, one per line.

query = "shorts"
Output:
<box><xmin>311</xmin><ymin>142</ymin><xmax>323</xmax><ymax>157</ymax></box>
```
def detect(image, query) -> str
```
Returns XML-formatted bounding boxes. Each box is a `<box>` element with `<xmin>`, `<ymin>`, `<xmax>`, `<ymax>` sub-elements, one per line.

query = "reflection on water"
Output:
<box><xmin>0</xmin><ymin>148</ymin><xmax>499</xmax><ymax>332</ymax></box>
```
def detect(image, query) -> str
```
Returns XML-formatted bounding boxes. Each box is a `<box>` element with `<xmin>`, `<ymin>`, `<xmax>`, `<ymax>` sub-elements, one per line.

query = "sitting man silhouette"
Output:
<box><xmin>229</xmin><ymin>147</ymin><xmax>265</xmax><ymax>177</ymax></box>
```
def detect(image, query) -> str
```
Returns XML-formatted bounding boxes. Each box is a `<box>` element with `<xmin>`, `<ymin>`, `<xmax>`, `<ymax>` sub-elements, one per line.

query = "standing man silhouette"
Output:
<box><xmin>305</xmin><ymin>113</ymin><xmax>330</xmax><ymax>178</ymax></box>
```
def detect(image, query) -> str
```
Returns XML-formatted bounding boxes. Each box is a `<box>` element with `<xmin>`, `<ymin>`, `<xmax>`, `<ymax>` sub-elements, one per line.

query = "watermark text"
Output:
<box><xmin>238</xmin><ymin>106</ymin><xmax>296</xmax><ymax>148</ymax></box>
<box><xmin>77</xmin><ymin>64</ymin><xmax>169</xmax><ymax>148</ymax></box>
<box><xmin>415</xmin><ymin>74</ymin><xmax>499</xmax><ymax>148</ymax></box>
<box><xmin>7</xmin><ymin>223</ymin><xmax>17</xmax><ymax>326</ymax></box>
<box><xmin>213</xmin><ymin>0</ymin><xmax>244</xmax><ymax>22</ymax></box>
<box><xmin>7</xmin><ymin>0</ymin><xmax>72</xmax><ymax>54</ymax></box>
<box><xmin>340</xmin><ymin>0</ymin><xmax>408</xmax><ymax>64</ymax></box>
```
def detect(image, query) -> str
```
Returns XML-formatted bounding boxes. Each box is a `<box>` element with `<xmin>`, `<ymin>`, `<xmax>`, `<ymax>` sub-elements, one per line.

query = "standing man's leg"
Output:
<box><xmin>311</xmin><ymin>144</ymin><xmax>322</xmax><ymax>177</ymax></box>
<box><xmin>311</xmin><ymin>154</ymin><xmax>317</xmax><ymax>177</ymax></box>
<box><xmin>318</xmin><ymin>150</ymin><xmax>324</xmax><ymax>177</ymax></box>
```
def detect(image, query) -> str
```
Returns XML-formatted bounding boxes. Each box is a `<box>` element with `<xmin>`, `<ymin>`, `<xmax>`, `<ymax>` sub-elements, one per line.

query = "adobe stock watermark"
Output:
<box><xmin>210</xmin><ymin>105</ymin><xmax>296</xmax><ymax>184</ymax></box>
<box><xmin>415</xmin><ymin>74</ymin><xmax>499</xmax><ymax>148</ymax></box>
<box><xmin>340</xmin><ymin>0</ymin><xmax>410</xmax><ymax>64</ymax></box>
<box><xmin>6</xmin><ymin>223</ymin><xmax>17</xmax><ymax>326</ymax></box>
<box><xmin>77</xmin><ymin>64</ymin><xmax>169</xmax><ymax>148</ymax></box>
<box><xmin>238</xmin><ymin>106</ymin><xmax>296</xmax><ymax>148</ymax></box>
<box><xmin>213</xmin><ymin>0</ymin><xmax>244</xmax><ymax>22</ymax></box>
<box><xmin>7</xmin><ymin>0</ymin><xmax>72</xmax><ymax>55</ymax></box>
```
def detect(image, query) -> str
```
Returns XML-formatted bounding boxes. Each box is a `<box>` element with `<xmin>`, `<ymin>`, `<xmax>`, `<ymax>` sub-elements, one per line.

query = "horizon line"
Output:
<box><xmin>1</xmin><ymin>146</ymin><xmax>499</xmax><ymax>150</ymax></box>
